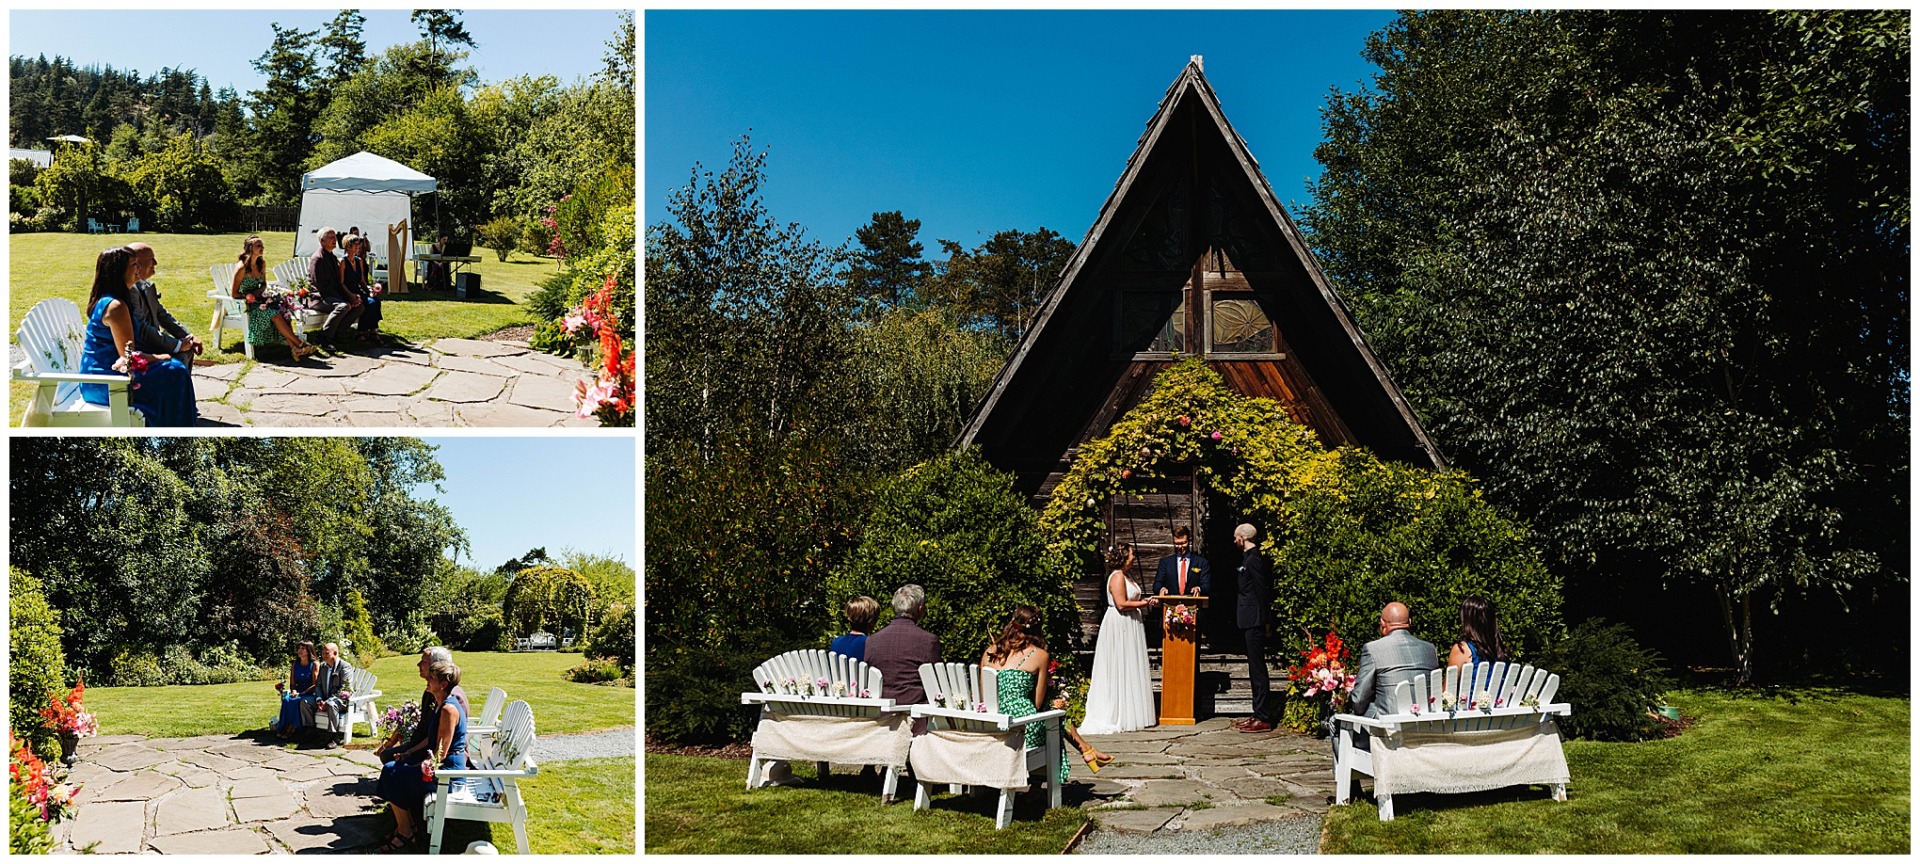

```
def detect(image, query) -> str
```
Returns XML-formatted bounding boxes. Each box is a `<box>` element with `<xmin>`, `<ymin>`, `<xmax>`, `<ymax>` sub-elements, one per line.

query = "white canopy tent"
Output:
<box><xmin>293</xmin><ymin>151</ymin><xmax>437</xmax><ymax>259</ymax></box>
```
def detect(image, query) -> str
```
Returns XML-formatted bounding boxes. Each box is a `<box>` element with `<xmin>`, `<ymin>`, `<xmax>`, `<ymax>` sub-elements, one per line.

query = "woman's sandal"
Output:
<box><xmin>1079</xmin><ymin>747</ymin><xmax>1113</xmax><ymax>773</ymax></box>
<box><xmin>379</xmin><ymin>831</ymin><xmax>415</xmax><ymax>853</ymax></box>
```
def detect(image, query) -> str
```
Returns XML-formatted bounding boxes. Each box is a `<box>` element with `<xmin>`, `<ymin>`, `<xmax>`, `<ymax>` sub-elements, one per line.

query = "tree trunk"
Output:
<box><xmin>1714</xmin><ymin>582</ymin><xmax>1757</xmax><ymax>685</ymax></box>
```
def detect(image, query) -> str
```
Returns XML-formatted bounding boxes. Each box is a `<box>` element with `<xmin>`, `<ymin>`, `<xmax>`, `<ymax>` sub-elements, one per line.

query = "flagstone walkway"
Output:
<box><xmin>53</xmin><ymin>733</ymin><xmax>387</xmax><ymax>854</ymax></box>
<box><xmin>190</xmin><ymin>337</ymin><xmax>599</xmax><ymax>428</ymax></box>
<box><xmin>1073</xmin><ymin>717</ymin><xmax>1335</xmax><ymax>845</ymax></box>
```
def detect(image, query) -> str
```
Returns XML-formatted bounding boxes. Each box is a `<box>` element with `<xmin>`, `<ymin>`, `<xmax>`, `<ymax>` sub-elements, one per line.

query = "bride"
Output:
<box><xmin>1078</xmin><ymin>544</ymin><xmax>1160</xmax><ymax>735</ymax></box>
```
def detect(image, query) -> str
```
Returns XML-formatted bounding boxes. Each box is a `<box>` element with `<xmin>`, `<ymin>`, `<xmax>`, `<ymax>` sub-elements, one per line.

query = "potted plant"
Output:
<box><xmin>39</xmin><ymin>678</ymin><xmax>98</xmax><ymax>766</ymax></box>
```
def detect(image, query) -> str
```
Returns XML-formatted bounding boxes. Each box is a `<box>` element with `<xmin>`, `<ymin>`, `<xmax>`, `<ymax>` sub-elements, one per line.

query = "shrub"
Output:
<box><xmin>586</xmin><ymin>604</ymin><xmax>634</xmax><ymax>671</ymax></box>
<box><xmin>476</xmin><ymin>215</ymin><xmax>521</xmax><ymax>262</ymax></box>
<box><xmin>827</xmin><ymin>448</ymin><xmax>1084</xmax><ymax>672</ymax></box>
<box><xmin>8</xmin><ymin>570</ymin><xmax>66</xmax><ymax>754</ymax></box>
<box><xmin>522</xmin><ymin>216</ymin><xmax>556</xmax><ymax>260</ymax></box>
<box><xmin>647</xmin><ymin>633</ymin><xmax>810</xmax><ymax>743</ymax></box>
<box><xmin>343</xmin><ymin>589</ymin><xmax>386</xmax><ymax>667</ymax></box>
<box><xmin>1534</xmin><ymin>618</ymin><xmax>1675</xmax><ymax>742</ymax></box>
<box><xmin>563</xmin><ymin>657</ymin><xmax>628</xmax><ymax>684</ymax></box>
<box><xmin>8</xmin><ymin>751</ymin><xmax>53</xmax><ymax>854</ymax></box>
<box><xmin>380</xmin><ymin>618</ymin><xmax>439</xmax><ymax>656</ymax></box>
<box><xmin>551</xmin><ymin>164</ymin><xmax>634</xmax><ymax>262</ymax></box>
<box><xmin>526</xmin><ymin>268</ymin><xmax>578</xmax><ymax>329</ymax></box>
<box><xmin>106</xmin><ymin>649</ymin><xmax>169</xmax><ymax>687</ymax></box>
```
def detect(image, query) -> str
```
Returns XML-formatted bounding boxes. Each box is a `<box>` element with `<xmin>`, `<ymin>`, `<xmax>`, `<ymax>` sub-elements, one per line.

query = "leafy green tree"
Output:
<box><xmin>342</xmin><ymin>589</ymin><xmax>385</xmax><ymax>666</ymax></box>
<box><xmin>1303</xmin><ymin>10</ymin><xmax>1908</xmax><ymax>682</ymax></box>
<box><xmin>124</xmin><ymin>133</ymin><xmax>234</xmax><ymax>230</ymax></box>
<box><xmin>502</xmin><ymin>565</ymin><xmax>597</xmax><ymax>638</ymax></box>
<box><xmin>842</xmin><ymin>306</ymin><xmax>1007</xmax><ymax>473</ymax></box>
<box><xmin>929</xmin><ymin>228</ymin><xmax>1075</xmax><ymax>345</ymax></box>
<box><xmin>31</xmin><ymin>142</ymin><xmax>132</xmax><ymax>230</ymax></box>
<box><xmin>318</xmin><ymin>10</ymin><xmax>368</xmax><ymax>85</ymax></box>
<box><xmin>848</xmin><ymin>210</ymin><xmax>931</xmax><ymax>312</ymax></box>
<box><xmin>358</xmin><ymin>85</ymin><xmax>487</xmax><ymax>232</ymax></box>
<box><xmin>644</xmin><ymin>136</ymin><xmax>853</xmax><ymax>457</ymax></box>
<box><xmin>241</xmin><ymin>24</ymin><xmax>323</xmax><ymax>203</ymax></box>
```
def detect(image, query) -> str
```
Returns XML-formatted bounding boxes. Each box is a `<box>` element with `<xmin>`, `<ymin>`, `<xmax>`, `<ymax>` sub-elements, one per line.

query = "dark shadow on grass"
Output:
<box><xmin>380</xmin><ymin>289</ymin><xmax>518</xmax><ymax>306</ymax></box>
<box><xmin>1349</xmin><ymin>783</ymin><xmax>1565</xmax><ymax>817</ymax></box>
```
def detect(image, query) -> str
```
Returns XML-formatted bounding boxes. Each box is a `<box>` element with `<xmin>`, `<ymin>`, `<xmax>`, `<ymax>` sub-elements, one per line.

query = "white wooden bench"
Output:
<box><xmin>13</xmin><ymin>297</ymin><xmax>144</xmax><ymax>427</ymax></box>
<box><xmin>742</xmin><ymin>649</ymin><xmax>910</xmax><ymax>803</ymax></box>
<box><xmin>908</xmin><ymin>663</ymin><xmax>1064</xmax><ymax>829</ymax></box>
<box><xmin>1332</xmin><ymin>661</ymin><xmax>1572</xmax><ymax>820</ymax></box>
<box><xmin>313</xmin><ymin>667</ymin><xmax>382</xmax><ymax>746</ymax></box>
<box><xmin>427</xmin><ymin>698</ymin><xmax>538</xmax><ymax>855</ymax></box>
<box><xmin>466</xmin><ymin>687</ymin><xmax>508</xmax><ymax>761</ymax></box>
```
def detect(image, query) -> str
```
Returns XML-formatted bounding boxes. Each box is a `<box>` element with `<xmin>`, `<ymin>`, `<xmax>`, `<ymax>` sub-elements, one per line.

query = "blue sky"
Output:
<box><xmin>9</xmin><ymin>9</ymin><xmax>626</xmax><ymax>97</ymax></box>
<box><xmin>415</xmin><ymin>437</ymin><xmax>635</xmax><ymax>572</ymax></box>
<box><xmin>645</xmin><ymin>9</ymin><xmax>1397</xmax><ymax>252</ymax></box>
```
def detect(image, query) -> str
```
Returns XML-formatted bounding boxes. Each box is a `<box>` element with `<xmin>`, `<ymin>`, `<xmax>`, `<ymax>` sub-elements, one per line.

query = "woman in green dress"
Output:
<box><xmin>230</xmin><ymin>235</ymin><xmax>316</xmax><ymax>360</ymax></box>
<box><xmin>979</xmin><ymin>605</ymin><xmax>1113</xmax><ymax>777</ymax></box>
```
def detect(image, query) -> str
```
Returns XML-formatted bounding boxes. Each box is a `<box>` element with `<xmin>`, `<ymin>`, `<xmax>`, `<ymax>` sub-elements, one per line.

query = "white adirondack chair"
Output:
<box><xmin>466</xmin><ymin>687</ymin><xmax>509</xmax><ymax>760</ymax></box>
<box><xmin>427</xmin><ymin>698</ymin><xmax>538</xmax><ymax>855</ymax></box>
<box><xmin>206</xmin><ymin>262</ymin><xmax>264</xmax><ymax>359</ymax></box>
<box><xmin>313</xmin><ymin>667</ymin><xmax>382</xmax><ymax>745</ymax></box>
<box><xmin>742</xmin><ymin>649</ymin><xmax>910</xmax><ymax>803</ymax></box>
<box><xmin>271</xmin><ymin>257</ymin><xmax>312</xmax><ymax>290</ymax></box>
<box><xmin>1331</xmin><ymin>660</ymin><xmax>1573</xmax><ymax>820</ymax></box>
<box><xmin>908</xmin><ymin>663</ymin><xmax>1064</xmax><ymax>830</ymax></box>
<box><xmin>13</xmin><ymin>298</ymin><xmax>144</xmax><ymax>427</ymax></box>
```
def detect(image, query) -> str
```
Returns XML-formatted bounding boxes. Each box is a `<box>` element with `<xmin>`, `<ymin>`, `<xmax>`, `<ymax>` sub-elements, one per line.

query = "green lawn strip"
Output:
<box><xmin>10</xmin><ymin>230</ymin><xmax>565</xmax><ymax>423</ymax></box>
<box><xmin>82</xmin><ymin>651</ymin><xmax>633</xmax><ymax>738</ymax></box>
<box><xmin>1322</xmin><ymin>688</ymin><xmax>1909</xmax><ymax>854</ymax></box>
<box><xmin>644</xmin><ymin>754</ymin><xmax>1087</xmax><ymax>853</ymax></box>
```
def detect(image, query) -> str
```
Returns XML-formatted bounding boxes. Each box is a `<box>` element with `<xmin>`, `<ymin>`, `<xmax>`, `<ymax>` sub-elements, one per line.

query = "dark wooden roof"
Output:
<box><xmin>957</xmin><ymin>57</ymin><xmax>1444</xmax><ymax>483</ymax></box>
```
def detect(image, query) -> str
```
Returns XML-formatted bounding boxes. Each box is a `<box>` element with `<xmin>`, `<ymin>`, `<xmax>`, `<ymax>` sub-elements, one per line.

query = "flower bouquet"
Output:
<box><xmin>40</xmin><ymin>678</ymin><xmax>98</xmax><ymax>739</ymax></box>
<box><xmin>378</xmin><ymin>701</ymin><xmax>422</xmax><ymax>740</ymax></box>
<box><xmin>1283</xmin><ymin>631</ymin><xmax>1356</xmax><ymax>733</ymax></box>
<box><xmin>1163</xmin><ymin>602</ymin><xmax>1198</xmax><ymax>637</ymax></box>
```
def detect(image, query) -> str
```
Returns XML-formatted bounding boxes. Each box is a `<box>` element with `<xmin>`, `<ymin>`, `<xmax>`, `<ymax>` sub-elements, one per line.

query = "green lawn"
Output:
<box><xmin>419</xmin><ymin>755</ymin><xmax>632</xmax><ymax>854</ymax></box>
<box><xmin>1323</xmin><ymin>687</ymin><xmax>1909</xmax><ymax>854</ymax></box>
<box><xmin>644</xmin><ymin>755</ymin><xmax>1088</xmax><ymax>853</ymax></box>
<box><xmin>82</xmin><ymin>651</ymin><xmax>633</xmax><ymax>738</ymax></box>
<box><xmin>9</xmin><ymin>229</ymin><xmax>563</xmax><ymax>422</ymax></box>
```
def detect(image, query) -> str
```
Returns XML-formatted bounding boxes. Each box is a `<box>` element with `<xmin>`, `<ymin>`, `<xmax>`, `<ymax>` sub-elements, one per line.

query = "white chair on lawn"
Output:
<box><xmin>427</xmin><ymin>698</ymin><xmax>537</xmax><ymax>855</ymax></box>
<box><xmin>466</xmin><ymin>687</ymin><xmax>509</xmax><ymax>760</ymax></box>
<box><xmin>271</xmin><ymin>257</ymin><xmax>311</xmax><ymax>289</ymax></box>
<box><xmin>205</xmin><ymin>262</ymin><xmax>265</xmax><ymax>359</ymax></box>
<box><xmin>742</xmin><ymin>649</ymin><xmax>911</xmax><ymax>803</ymax></box>
<box><xmin>12</xmin><ymin>298</ymin><xmax>144</xmax><ymax>427</ymax></box>
<box><xmin>314</xmin><ymin>667</ymin><xmax>382</xmax><ymax>746</ymax></box>
<box><xmin>1332</xmin><ymin>660</ymin><xmax>1573</xmax><ymax>820</ymax></box>
<box><xmin>907</xmin><ymin>663</ymin><xmax>1063</xmax><ymax>830</ymax></box>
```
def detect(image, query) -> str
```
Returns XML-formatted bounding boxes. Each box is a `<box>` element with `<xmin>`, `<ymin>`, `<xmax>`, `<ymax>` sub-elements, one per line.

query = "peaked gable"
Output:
<box><xmin>958</xmin><ymin>58</ymin><xmax>1443</xmax><ymax>492</ymax></box>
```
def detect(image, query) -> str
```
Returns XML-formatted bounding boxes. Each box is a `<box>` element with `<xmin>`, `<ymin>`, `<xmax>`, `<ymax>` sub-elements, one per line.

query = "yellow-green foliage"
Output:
<box><xmin>342</xmin><ymin>589</ymin><xmax>386</xmax><ymax>667</ymax></box>
<box><xmin>8</xmin><ymin>569</ymin><xmax>66</xmax><ymax>753</ymax></box>
<box><xmin>1041</xmin><ymin>358</ymin><xmax>1561</xmax><ymax>659</ymax></box>
<box><xmin>503</xmin><ymin>565</ymin><xmax>598</xmax><ymax>638</ymax></box>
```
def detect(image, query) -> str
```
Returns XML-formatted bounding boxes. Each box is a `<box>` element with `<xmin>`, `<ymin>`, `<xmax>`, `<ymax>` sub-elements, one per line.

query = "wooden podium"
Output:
<box><xmin>1158</xmin><ymin>595</ymin><xmax>1208</xmax><ymax>725</ymax></box>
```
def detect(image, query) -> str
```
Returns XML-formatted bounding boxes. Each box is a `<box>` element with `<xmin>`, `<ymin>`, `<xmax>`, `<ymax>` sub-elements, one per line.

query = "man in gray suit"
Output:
<box><xmin>312</xmin><ymin>642</ymin><xmax>355</xmax><ymax>749</ymax></box>
<box><xmin>124</xmin><ymin>243</ymin><xmax>203</xmax><ymax>363</ymax></box>
<box><xmin>1347</xmin><ymin>601</ymin><xmax>1442</xmax><ymax>722</ymax></box>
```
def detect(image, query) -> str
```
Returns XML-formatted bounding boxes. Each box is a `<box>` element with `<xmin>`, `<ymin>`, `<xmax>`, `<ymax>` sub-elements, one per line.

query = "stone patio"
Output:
<box><xmin>52</xmin><ymin>733</ymin><xmax>387</xmax><ymax>854</ymax></box>
<box><xmin>1075</xmin><ymin>718</ymin><xmax>1336</xmax><ymax>836</ymax></box>
<box><xmin>190</xmin><ymin>337</ymin><xmax>600</xmax><ymax>428</ymax></box>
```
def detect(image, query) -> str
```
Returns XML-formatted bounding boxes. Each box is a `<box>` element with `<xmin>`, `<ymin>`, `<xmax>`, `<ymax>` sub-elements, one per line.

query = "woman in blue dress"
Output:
<box><xmin>77</xmin><ymin>245</ymin><xmax>198</xmax><ymax>425</ymax></box>
<box><xmin>380</xmin><ymin>660</ymin><xmax>468</xmax><ymax>852</ymax></box>
<box><xmin>1447</xmin><ymin>596</ymin><xmax>1511</xmax><ymax>669</ymax></box>
<box><xmin>273</xmin><ymin>641</ymin><xmax>320</xmax><ymax>740</ymax></box>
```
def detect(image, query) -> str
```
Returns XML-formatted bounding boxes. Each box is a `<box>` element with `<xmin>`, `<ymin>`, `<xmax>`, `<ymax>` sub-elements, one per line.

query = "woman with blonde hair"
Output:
<box><xmin>230</xmin><ymin>235</ymin><xmax>316</xmax><ymax>360</ymax></box>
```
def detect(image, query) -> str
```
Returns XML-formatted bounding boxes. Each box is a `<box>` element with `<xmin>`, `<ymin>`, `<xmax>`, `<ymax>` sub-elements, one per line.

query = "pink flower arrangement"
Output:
<box><xmin>1287</xmin><ymin>632</ymin><xmax>1358</xmax><ymax>712</ymax></box>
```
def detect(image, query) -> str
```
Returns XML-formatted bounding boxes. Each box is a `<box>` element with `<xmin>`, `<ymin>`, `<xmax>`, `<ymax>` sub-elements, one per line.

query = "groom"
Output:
<box><xmin>1230</xmin><ymin>523</ymin><xmax>1279</xmax><ymax>733</ymax></box>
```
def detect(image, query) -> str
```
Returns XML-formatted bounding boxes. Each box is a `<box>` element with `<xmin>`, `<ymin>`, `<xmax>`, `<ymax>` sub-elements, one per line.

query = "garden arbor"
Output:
<box><xmin>959</xmin><ymin>58</ymin><xmax>1444</xmax><ymax>638</ymax></box>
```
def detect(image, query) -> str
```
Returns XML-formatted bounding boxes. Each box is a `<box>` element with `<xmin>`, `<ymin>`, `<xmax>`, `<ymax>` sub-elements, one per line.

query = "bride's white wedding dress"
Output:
<box><xmin>1077</xmin><ymin>571</ymin><xmax>1156</xmax><ymax>735</ymax></box>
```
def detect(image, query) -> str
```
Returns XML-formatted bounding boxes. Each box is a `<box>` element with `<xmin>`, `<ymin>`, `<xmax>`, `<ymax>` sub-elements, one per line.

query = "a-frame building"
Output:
<box><xmin>957</xmin><ymin>58</ymin><xmax>1444</xmax><ymax>643</ymax></box>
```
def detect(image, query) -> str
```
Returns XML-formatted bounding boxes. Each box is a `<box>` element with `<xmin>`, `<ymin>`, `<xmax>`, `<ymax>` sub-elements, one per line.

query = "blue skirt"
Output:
<box><xmin>381</xmin><ymin>752</ymin><xmax>469</xmax><ymax>817</ymax></box>
<box><xmin>273</xmin><ymin>695</ymin><xmax>313</xmax><ymax>732</ymax></box>
<box><xmin>82</xmin><ymin>356</ymin><xmax>197</xmax><ymax>426</ymax></box>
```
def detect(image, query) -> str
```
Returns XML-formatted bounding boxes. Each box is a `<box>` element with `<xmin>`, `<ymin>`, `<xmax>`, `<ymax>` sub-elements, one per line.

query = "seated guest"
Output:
<box><xmin>378</xmin><ymin>660</ymin><xmax>470</xmax><ymax>852</ymax></box>
<box><xmin>308</xmin><ymin>228</ymin><xmax>362</xmax><ymax>351</ymax></box>
<box><xmin>862</xmin><ymin>585</ymin><xmax>940</xmax><ymax>732</ymax></box>
<box><xmin>981</xmin><ymin>605</ymin><xmax>1109</xmax><ymax>775</ymax></box>
<box><xmin>272</xmin><ymin>641</ymin><xmax>319</xmax><ymax>740</ymax></box>
<box><xmin>77</xmin><ymin>245</ymin><xmax>198</xmax><ymax>425</ymax></box>
<box><xmin>828</xmin><ymin>596</ymin><xmax>879</xmax><ymax>663</ymax></box>
<box><xmin>231</xmin><ymin>236</ymin><xmax>317</xmax><ymax>361</ymax></box>
<box><xmin>124</xmin><ymin>242</ymin><xmax>203</xmax><ymax>367</ymax></box>
<box><xmin>377</xmin><ymin>647</ymin><xmax>470</xmax><ymax>765</ymax></box>
<box><xmin>427</xmin><ymin>233</ymin><xmax>452</xmax><ymax>292</ymax></box>
<box><xmin>313</xmin><ymin>642</ymin><xmax>355</xmax><ymax>749</ymax></box>
<box><xmin>1349</xmin><ymin>602</ymin><xmax>1442</xmax><ymax>719</ymax></box>
<box><xmin>1447</xmin><ymin>596</ymin><xmax>1511</xmax><ymax>669</ymax></box>
<box><xmin>340</xmin><ymin>235</ymin><xmax>383</xmax><ymax>343</ymax></box>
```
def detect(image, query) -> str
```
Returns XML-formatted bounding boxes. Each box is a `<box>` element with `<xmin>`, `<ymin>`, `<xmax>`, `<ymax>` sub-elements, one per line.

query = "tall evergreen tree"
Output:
<box><xmin>410</xmin><ymin>9</ymin><xmax>477</xmax><ymax>90</ymax></box>
<box><xmin>319</xmin><ymin>10</ymin><xmax>369</xmax><ymax>85</ymax></box>
<box><xmin>243</xmin><ymin>24</ymin><xmax>322</xmax><ymax>203</ymax></box>
<box><xmin>848</xmin><ymin>210</ymin><xmax>931</xmax><ymax>312</ymax></box>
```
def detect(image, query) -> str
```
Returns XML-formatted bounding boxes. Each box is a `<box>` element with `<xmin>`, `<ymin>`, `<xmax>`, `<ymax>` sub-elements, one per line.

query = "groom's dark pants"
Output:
<box><xmin>1244</xmin><ymin>626</ymin><xmax>1275</xmax><ymax>723</ymax></box>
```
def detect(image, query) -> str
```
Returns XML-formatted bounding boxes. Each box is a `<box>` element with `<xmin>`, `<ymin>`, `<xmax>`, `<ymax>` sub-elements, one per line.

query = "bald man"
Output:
<box><xmin>1347</xmin><ymin>602</ymin><xmax>1442</xmax><ymax>720</ymax></box>
<box><xmin>124</xmin><ymin>242</ymin><xmax>202</xmax><ymax>361</ymax></box>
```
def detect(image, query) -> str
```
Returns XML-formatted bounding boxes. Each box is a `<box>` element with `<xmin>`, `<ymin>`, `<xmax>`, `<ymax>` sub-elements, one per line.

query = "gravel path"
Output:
<box><xmin>532</xmin><ymin>727</ymin><xmax>635</xmax><ymax>762</ymax></box>
<box><xmin>1076</xmin><ymin>814</ymin><xmax>1323</xmax><ymax>855</ymax></box>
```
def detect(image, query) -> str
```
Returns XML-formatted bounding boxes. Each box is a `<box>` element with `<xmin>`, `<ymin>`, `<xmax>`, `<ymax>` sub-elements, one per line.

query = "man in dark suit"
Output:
<box><xmin>862</xmin><ymin>584</ymin><xmax>941</xmax><ymax>733</ymax></box>
<box><xmin>1231</xmin><ymin>523</ymin><xmax>1279</xmax><ymax>733</ymax></box>
<box><xmin>124</xmin><ymin>243</ymin><xmax>202</xmax><ymax>363</ymax></box>
<box><xmin>1153</xmin><ymin>526</ymin><xmax>1209</xmax><ymax>598</ymax></box>
<box><xmin>309</xmin><ymin>228</ymin><xmax>362</xmax><ymax>349</ymax></box>
<box><xmin>1347</xmin><ymin>601</ymin><xmax>1443</xmax><ymax>720</ymax></box>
